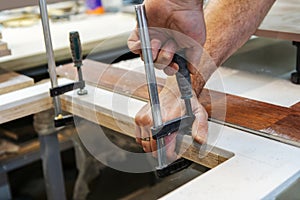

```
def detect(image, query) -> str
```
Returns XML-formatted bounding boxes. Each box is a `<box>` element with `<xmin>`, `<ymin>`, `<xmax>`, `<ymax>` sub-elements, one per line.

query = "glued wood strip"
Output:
<box><xmin>0</xmin><ymin>68</ymin><xmax>33</xmax><ymax>95</ymax></box>
<box><xmin>0</xmin><ymin>76</ymin><xmax>230</xmax><ymax>168</ymax></box>
<box><xmin>57</xmin><ymin>60</ymin><xmax>300</xmax><ymax>145</ymax></box>
<box><xmin>60</xmin><ymin>84</ymin><xmax>232</xmax><ymax>169</ymax></box>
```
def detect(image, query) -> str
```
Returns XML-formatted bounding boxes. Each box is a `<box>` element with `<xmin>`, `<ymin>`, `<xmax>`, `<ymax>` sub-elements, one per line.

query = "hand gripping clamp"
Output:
<box><xmin>135</xmin><ymin>5</ymin><xmax>195</xmax><ymax>177</ymax></box>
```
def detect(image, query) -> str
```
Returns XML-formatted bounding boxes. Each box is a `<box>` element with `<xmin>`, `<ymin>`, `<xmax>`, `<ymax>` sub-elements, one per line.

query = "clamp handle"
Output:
<box><xmin>69</xmin><ymin>31</ymin><xmax>87</xmax><ymax>95</ymax></box>
<box><xmin>174</xmin><ymin>52</ymin><xmax>193</xmax><ymax>100</ymax></box>
<box><xmin>174</xmin><ymin>51</ymin><xmax>194</xmax><ymax>117</ymax></box>
<box><xmin>69</xmin><ymin>31</ymin><xmax>83</xmax><ymax>68</ymax></box>
<box><xmin>154</xmin><ymin>52</ymin><xmax>195</xmax><ymax>178</ymax></box>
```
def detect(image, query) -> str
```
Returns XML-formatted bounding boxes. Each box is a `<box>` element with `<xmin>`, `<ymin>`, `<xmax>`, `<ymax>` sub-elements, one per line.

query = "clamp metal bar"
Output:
<box><xmin>135</xmin><ymin>4</ymin><xmax>167</xmax><ymax>169</ymax></box>
<box><xmin>39</xmin><ymin>0</ymin><xmax>62</xmax><ymax>117</ymax></box>
<box><xmin>38</xmin><ymin>1</ymin><xmax>67</xmax><ymax>199</ymax></box>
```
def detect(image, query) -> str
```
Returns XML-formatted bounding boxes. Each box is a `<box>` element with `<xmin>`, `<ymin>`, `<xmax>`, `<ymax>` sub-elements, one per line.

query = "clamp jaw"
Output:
<box><xmin>50</xmin><ymin>31</ymin><xmax>87</xmax><ymax>127</ymax></box>
<box><xmin>152</xmin><ymin>53</ymin><xmax>195</xmax><ymax>178</ymax></box>
<box><xmin>135</xmin><ymin>5</ymin><xmax>196</xmax><ymax>177</ymax></box>
<box><xmin>48</xmin><ymin>31</ymin><xmax>88</xmax><ymax>127</ymax></box>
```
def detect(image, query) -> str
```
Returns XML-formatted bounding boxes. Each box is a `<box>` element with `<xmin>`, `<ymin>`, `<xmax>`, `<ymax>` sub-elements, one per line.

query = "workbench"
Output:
<box><xmin>0</xmin><ymin>13</ymin><xmax>135</xmax><ymax>71</ymax></box>
<box><xmin>0</xmin><ymin>0</ymin><xmax>300</xmax><ymax>199</ymax></box>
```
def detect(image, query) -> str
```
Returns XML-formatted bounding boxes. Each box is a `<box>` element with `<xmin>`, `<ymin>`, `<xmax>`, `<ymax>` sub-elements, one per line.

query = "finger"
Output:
<box><xmin>155</xmin><ymin>40</ymin><xmax>177</xmax><ymax>70</ymax></box>
<box><xmin>135</xmin><ymin>126</ymin><xmax>142</xmax><ymax>145</ymax></box>
<box><xmin>192</xmin><ymin>105</ymin><xmax>208</xmax><ymax>144</ymax></box>
<box><xmin>151</xmin><ymin>39</ymin><xmax>162</xmax><ymax>61</ymax></box>
<box><xmin>163</xmin><ymin>66</ymin><xmax>178</xmax><ymax>76</ymax></box>
<box><xmin>134</xmin><ymin>104</ymin><xmax>151</xmax><ymax>127</ymax></box>
<box><xmin>127</xmin><ymin>27</ymin><xmax>142</xmax><ymax>55</ymax></box>
<box><xmin>170</xmin><ymin>62</ymin><xmax>179</xmax><ymax>71</ymax></box>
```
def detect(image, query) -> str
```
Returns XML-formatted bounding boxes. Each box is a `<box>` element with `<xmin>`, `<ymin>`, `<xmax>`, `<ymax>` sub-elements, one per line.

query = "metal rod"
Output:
<box><xmin>77</xmin><ymin>67</ymin><xmax>84</xmax><ymax>82</ymax></box>
<box><xmin>135</xmin><ymin>4</ymin><xmax>167</xmax><ymax>168</ymax></box>
<box><xmin>39</xmin><ymin>0</ymin><xmax>62</xmax><ymax>116</ymax></box>
<box><xmin>39</xmin><ymin>133</ymin><xmax>66</xmax><ymax>200</ymax></box>
<box><xmin>135</xmin><ymin>5</ymin><xmax>162</xmax><ymax>128</ymax></box>
<box><xmin>38</xmin><ymin>1</ymin><xmax>66</xmax><ymax>199</ymax></box>
<box><xmin>0</xmin><ymin>173</ymin><xmax>12</xmax><ymax>199</ymax></box>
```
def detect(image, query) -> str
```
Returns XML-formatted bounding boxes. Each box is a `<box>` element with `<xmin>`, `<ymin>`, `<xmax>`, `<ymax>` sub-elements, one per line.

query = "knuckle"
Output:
<box><xmin>161</xmin><ymin>52</ymin><xmax>173</xmax><ymax>63</ymax></box>
<box><xmin>163</xmin><ymin>66</ymin><xmax>176</xmax><ymax>76</ymax></box>
<box><xmin>154</xmin><ymin>62</ymin><xmax>166</xmax><ymax>70</ymax></box>
<box><xmin>135</xmin><ymin>113</ymin><xmax>152</xmax><ymax>127</ymax></box>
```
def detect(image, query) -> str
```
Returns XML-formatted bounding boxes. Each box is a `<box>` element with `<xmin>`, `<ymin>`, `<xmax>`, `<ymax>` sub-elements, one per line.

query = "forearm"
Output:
<box><xmin>192</xmin><ymin>0</ymin><xmax>275</xmax><ymax>95</ymax></box>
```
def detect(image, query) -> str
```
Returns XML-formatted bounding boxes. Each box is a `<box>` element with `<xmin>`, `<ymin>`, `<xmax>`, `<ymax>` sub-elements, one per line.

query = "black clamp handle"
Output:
<box><xmin>154</xmin><ymin>51</ymin><xmax>195</xmax><ymax>178</ymax></box>
<box><xmin>173</xmin><ymin>52</ymin><xmax>193</xmax><ymax>100</ymax></box>
<box><xmin>69</xmin><ymin>31</ymin><xmax>83</xmax><ymax>68</ymax></box>
<box><xmin>69</xmin><ymin>31</ymin><xmax>87</xmax><ymax>94</ymax></box>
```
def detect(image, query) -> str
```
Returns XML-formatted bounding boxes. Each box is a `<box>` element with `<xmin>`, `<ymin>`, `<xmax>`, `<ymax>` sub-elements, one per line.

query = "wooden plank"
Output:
<box><xmin>265</xmin><ymin>113</ymin><xmax>300</xmax><ymax>142</ymax></box>
<box><xmin>0</xmin><ymin>42</ymin><xmax>8</xmax><ymax>51</ymax></box>
<box><xmin>0</xmin><ymin>79</ymin><xmax>73</xmax><ymax>124</ymax></box>
<box><xmin>0</xmin><ymin>49</ymin><xmax>11</xmax><ymax>58</ymax></box>
<box><xmin>290</xmin><ymin>102</ymin><xmax>300</xmax><ymax>112</ymax></box>
<box><xmin>57</xmin><ymin>59</ymin><xmax>165</xmax><ymax>101</ymax></box>
<box><xmin>57</xmin><ymin>60</ymin><xmax>299</xmax><ymax>144</ymax></box>
<box><xmin>0</xmin><ymin>68</ymin><xmax>33</xmax><ymax>95</ymax></box>
<box><xmin>0</xmin><ymin>41</ymin><xmax>11</xmax><ymax>58</ymax></box>
<box><xmin>60</xmin><ymin>84</ymin><xmax>232</xmax><ymax>169</ymax></box>
<box><xmin>261</xmin><ymin>102</ymin><xmax>300</xmax><ymax>144</ymax></box>
<box><xmin>256</xmin><ymin>0</ymin><xmax>300</xmax><ymax>41</ymax></box>
<box><xmin>0</xmin><ymin>78</ymin><xmax>230</xmax><ymax>168</ymax></box>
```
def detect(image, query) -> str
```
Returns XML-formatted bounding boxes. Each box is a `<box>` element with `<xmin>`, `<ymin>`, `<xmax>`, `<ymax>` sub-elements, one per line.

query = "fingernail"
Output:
<box><xmin>196</xmin><ymin>136</ymin><xmax>204</xmax><ymax>143</ymax></box>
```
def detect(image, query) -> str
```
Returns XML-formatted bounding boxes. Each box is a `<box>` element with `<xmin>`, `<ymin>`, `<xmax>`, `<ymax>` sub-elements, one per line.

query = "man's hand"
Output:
<box><xmin>135</xmin><ymin>78</ymin><xmax>208</xmax><ymax>162</ymax></box>
<box><xmin>128</xmin><ymin>0</ymin><xmax>206</xmax><ymax>76</ymax></box>
<box><xmin>128</xmin><ymin>0</ymin><xmax>207</xmax><ymax>161</ymax></box>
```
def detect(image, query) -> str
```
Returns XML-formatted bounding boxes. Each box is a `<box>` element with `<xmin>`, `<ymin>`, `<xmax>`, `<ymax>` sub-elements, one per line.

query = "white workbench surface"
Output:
<box><xmin>0</xmin><ymin>12</ymin><xmax>135</xmax><ymax>70</ymax></box>
<box><xmin>161</xmin><ymin>124</ymin><xmax>300</xmax><ymax>199</ymax></box>
<box><xmin>112</xmin><ymin>38</ymin><xmax>300</xmax><ymax>199</ymax></box>
<box><xmin>1</xmin><ymin>4</ymin><xmax>299</xmax><ymax>198</ymax></box>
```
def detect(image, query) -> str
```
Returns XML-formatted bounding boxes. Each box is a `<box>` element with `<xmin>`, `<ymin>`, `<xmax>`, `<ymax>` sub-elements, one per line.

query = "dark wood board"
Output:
<box><xmin>57</xmin><ymin>60</ymin><xmax>300</xmax><ymax>145</ymax></box>
<box><xmin>57</xmin><ymin>59</ymin><xmax>165</xmax><ymax>101</ymax></box>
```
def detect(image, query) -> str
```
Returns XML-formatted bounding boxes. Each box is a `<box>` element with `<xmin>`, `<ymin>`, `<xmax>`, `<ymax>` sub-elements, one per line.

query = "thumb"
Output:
<box><xmin>192</xmin><ymin>104</ymin><xmax>208</xmax><ymax>144</ymax></box>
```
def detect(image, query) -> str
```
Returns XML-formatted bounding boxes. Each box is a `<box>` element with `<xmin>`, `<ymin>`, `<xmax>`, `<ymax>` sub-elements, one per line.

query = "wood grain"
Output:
<box><xmin>0</xmin><ymin>78</ymin><xmax>231</xmax><ymax>169</ymax></box>
<box><xmin>57</xmin><ymin>59</ymin><xmax>165</xmax><ymax>101</ymax></box>
<box><xmin>0</xmin><ymin>42</ymin><xmax>8</xmax><ymax>51</ymax></box>
<box><xmin>256</xmin><ymin>0</ymin><xmax>300</xmax><ymax>41</ymax></box>
<box><xmin>0</xmin><ymin>68</ymin><xmax>34</xmax><ymax>95</ymax></box>
<box><xmin>60</xmin><ymin>85</ymin><xmax>232</xmax><ymax>169</ymax></box>
<box><xmin>290</xmin><ymin>102</ymin><xmax>300</xmax><ymax>112</ymax></box>
<box><xmin>0</xmin><ymin>79</ymin><xmax>74</xmax><ymax>124</ymax></box>
<box><xmin>57</xmin><ymin>60</ymin><xmax>300</xmax><ymax>145</ymax></box>
<box><xmin>0</xmin><ymin>49</ymin><xmax>11</xmax><ymax>57</ymax></box>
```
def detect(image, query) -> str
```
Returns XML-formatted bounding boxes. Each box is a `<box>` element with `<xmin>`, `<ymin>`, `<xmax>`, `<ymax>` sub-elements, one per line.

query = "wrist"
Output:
<box><xmin>166</xmin><ymin>0</ymin><xmax>204</xmax><ymax>10</ymax></box>
<box><xmin>192</xmin><ymin>73</ymin><xmax>206</xmax><ymax>97</ymax></box>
